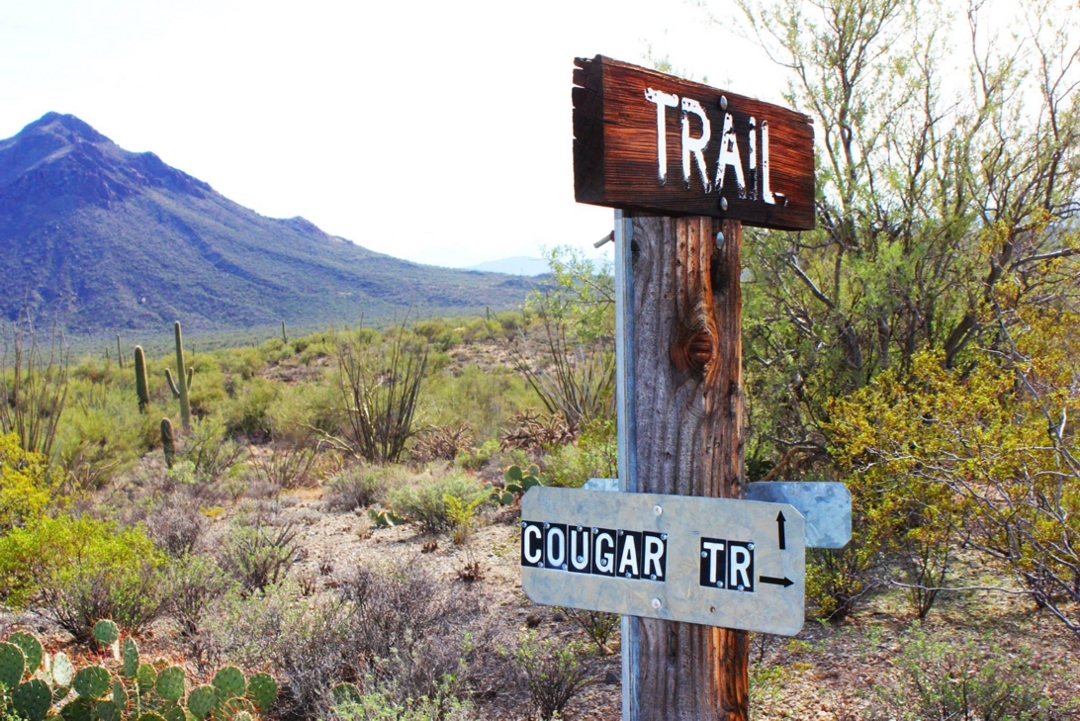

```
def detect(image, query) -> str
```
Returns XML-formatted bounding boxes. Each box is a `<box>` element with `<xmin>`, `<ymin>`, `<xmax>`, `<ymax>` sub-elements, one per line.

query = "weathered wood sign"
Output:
<box><xmin>521</xmin><ymin>487</ymin><xmax>806</xmax><ymax>636</ymax></box>
<box><xmin>573</xmin><ymin>55</ymin><xmax>815</xmax><ymax>230</ymax></box>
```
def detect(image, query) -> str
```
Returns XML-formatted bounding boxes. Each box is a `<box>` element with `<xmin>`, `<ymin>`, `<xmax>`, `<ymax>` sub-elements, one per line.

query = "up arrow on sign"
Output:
<box><xmin>520</xmin><ymin>487</ymin><xmax>806</xmax><ymax>637</ymax></box>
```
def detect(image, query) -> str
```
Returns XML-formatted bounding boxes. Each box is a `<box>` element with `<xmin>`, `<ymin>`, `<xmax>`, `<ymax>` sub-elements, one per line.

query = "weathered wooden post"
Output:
<box><xmin>521</xmin><ymin>55</ymin><xmax>816</xmax><ymax>721</ymax></box>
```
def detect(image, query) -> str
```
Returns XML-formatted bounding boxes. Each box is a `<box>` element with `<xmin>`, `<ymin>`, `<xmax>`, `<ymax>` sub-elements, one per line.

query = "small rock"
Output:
<box><xmin>604</xmin><ymin>671</ymin><xmax>619</xmax><ymax>685</ymax></box>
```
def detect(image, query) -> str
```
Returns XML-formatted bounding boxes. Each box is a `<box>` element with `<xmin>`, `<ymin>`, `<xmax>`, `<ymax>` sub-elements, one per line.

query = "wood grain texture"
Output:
<box><xmin>630</xmin><ymin>215</ymin><xmax>748</xmax><ymax>720</ymax></box>
<box><xmin>574</xmin><ymin>56</ymin><xmax>814</xmax><ymax>231</ymax></box>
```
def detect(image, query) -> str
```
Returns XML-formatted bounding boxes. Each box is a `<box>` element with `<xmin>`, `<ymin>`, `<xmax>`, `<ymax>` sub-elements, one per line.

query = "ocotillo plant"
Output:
<box><xmin>164</xmin><ymin>321</ymin><xmax>193</xmax><ymax>432</ymax></box>
<box><xmin>161</xmin><ymin>417</ymin><xmax>176</xmax><ymax>468</ymax></box>
<box><xmin>134</xmin><ymin>345</ymin><xmax>150</xmax><ymax>413</ymax></box>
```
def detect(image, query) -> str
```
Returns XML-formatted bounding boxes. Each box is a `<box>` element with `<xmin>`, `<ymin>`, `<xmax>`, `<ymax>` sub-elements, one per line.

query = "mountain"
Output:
<box><xmin>466</xmin><ymin>256</ymin><xmax>550</xmax><ymax>276</ymax></box>
<box><xmin>0</xmin><ymin>113</ymin><xmax>534</xmax><ymax>336</ymax></box>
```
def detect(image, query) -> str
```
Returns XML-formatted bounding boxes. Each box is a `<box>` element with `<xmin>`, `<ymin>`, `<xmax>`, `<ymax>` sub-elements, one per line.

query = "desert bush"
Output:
<box><xmin>166</xmin><ymin>552</ymin><xmax>235</xmax><ymax>648</ymax></box>
<box><xmin>508</xmin><ymin>631</ymin><xmax>592</xmax><ymax>721</ymax></box>
<box><xmin>562</xmin><ymin>607</ymin><xmax>619</xmax><ymax>655</ymax></box>
<box><xmin>500</xmin><ymin>409</ymin><xmax>576</xmax><ymax>453</ymax></box>
<box><xmin>248</xmin><ymin>441</ymin><xmax>319</xmax><ymax>490</ymax></box>
<box><xmin>541</xmin><ymin>418</ymin><xmax>617</xmax><ymax>488</ymax></box>
<box><xmin>421</xmin><ymin>363</ymin><xmax>534</xmax><ymax>443</ymax></box>
<box><xmin>387</xmin><ymin>470</ymin><xmax>489</xmax><ymax>534</ymax></box>
<box><xmin>223</xmin><ymin>375</ymin><xmax>278</xmax><ymax>439</ymax></box>
<box><xmin>456</xmin><ymin>438</ymin><xmax>500</xmax><ymax>473</ymax></box>
<box><xmin>217</xmin><ymin>520</ymin><xmax>300</xmax><ymax>595</ymax></box>
<box><xmin>331</xmin><ymin>684</ymin><xmax>474</xmax><ymax>721</ymax></box>
<box><xmin>324</xmin><ymin>465</ymin><xmax>388</xmax><ymax>511</ymax></box>
<box><xmin>871</xmin><ymin>631</ymin><xmax>1060</xmax><ymax>720</ymax></box>
<box><xmin>0</xmin><ymin>514</ymin><xmax>166</xmax><ymax>639</ymax></box>
<box><xmin>0</xmin><ymin>432</ymin><xmax>58</xmax><ymax>531</ymax></box>
<box><xmin>182</xmin><ymin>416</ymin><xmax>246</xmax><ymax>484</ymax></box>
<box><xmin>142</xmin><ymin>491</ymin><xmax>207</xmax><ymax>556</ymax></box>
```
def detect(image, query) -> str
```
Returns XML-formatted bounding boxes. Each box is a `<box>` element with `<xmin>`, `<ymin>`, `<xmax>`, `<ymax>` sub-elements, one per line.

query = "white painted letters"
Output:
<box><xmin>681</xmin><ymin>97</ymin><xmax>712</xmax><ymax>192</ymax></box>
<box><xmin>714</xmin><ymin>112</ymin><xmax>746</xmax><ymax>199</ymax></box>
<box><xmin>644</xmin><ymin>88</ymin><xmax>679</xmax><ymax>183</ymax></box>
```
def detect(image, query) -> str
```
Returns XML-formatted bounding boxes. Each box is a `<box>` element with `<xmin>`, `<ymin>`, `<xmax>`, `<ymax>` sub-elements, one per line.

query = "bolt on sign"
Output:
<box><xmin>521</xmin><ymin>487</ymin><xmax>806</xmax><ymax>636</ymax></box>
<box><xmin>573</xmin><ymin>55</ymin><xmax>815</xmax><ymax>231</ymax></box>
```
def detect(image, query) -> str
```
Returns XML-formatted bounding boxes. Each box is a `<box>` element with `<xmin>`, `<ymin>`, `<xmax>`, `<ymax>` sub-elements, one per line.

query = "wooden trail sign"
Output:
<box><xmin>573</xmin><ymin>55</ymin><xmax>815</xmax><ymax>231</ymax></box>
<box><xmin>567</xmin><ymin>54</ymin><xmax>817</xmax><ymax>721</ymax></box>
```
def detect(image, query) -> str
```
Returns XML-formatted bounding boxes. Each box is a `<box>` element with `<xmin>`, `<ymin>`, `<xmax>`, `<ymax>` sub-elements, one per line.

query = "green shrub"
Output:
<box><xmin>456</xmin><ymin>438</ymin><xmax>499</xmax><ymax>472</ymax></box>
<box><xmin>0</xmin><ymin>432</ymin><xmax>57</xmax><ymax>531</ymax></box>
<box><xmin>217</xmin><ymin>521</ymin><xmax>299</xmax><ymax>595</ymax></box>
<box><xmin>331</xmin><ymin>683</ymin><xmax>474</xmax><ymax>720</ymax></box>
<box><xmin>325</xmin><ymin>465</ymin><xmax>388</xmax><ymax>511</ymax></box>
<box><xmin>871</xmin><ymin>630</ymin><xmax>1062</xmax><ymax>720</ymax></box>
<box><xmin>508</xmin><ymin>631</ymin><xmax>591</xmax><ymax>721</ymax></box>
<box><xmin>0</xmin><ymin>515</ymin><xmax>166</xmax><ymax>639</ymax></box>
<box><xmin>223</xmin><ymin>376</ymin><xmax>279</xmax><ymax>439</ymax></box>
<box><xmin>387</xmin><ymin>470</ymin><xmax>489</xmax><ymax>534</ymax></box>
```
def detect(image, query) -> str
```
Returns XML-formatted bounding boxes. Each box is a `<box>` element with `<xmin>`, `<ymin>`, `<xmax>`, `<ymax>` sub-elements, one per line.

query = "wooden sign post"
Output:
<box><xmin>572</xmin><ymin>56</ymin><xmax>815</xmax><ymax>720</ymax></box>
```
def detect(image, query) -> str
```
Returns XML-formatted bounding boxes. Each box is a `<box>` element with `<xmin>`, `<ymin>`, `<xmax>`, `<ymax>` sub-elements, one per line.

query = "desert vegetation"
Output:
<box><xmin>3</xmin><ymin>0</ymin><xmax>1080</xmax><ymax>719</ymax></box>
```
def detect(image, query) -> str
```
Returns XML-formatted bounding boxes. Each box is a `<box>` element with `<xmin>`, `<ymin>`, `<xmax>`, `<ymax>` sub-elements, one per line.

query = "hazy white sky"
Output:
<box><xmin>0</xmin><ymin>0</ymin><xmax>790</xmax><ymax>268</ymax></box>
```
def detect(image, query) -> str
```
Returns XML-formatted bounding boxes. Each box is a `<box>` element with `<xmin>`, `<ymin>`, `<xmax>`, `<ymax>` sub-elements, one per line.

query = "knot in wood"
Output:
<box><xmin>671</xmin><ymin>329</ymin><xmax>715</xmax><ymax>375</ymax></box>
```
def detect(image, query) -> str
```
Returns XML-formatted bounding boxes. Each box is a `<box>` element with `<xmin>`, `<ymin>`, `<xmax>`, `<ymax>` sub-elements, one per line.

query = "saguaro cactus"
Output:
<box><xmin>281</xmin><ymin>319</ymin><xmax>288</xmax><ymax>344</ymax></box>
<box><xmin>161</xmin><ymin>417</ymin><xmax>176</xmax><ymax>468</ymax></box>
<box><xmin>165</xmin><ymin>321</ymin><xmax>193</xmax><ymax>432</ymax></box>
<box><xmin>116</xmin><ymin>334</ymin><xmax>125</xmax><ymax>369</ymax></box>
<box><xmin>134</xmin><ymin>345</ymin><xmax>150</xmax><ymax>413</ymax></box>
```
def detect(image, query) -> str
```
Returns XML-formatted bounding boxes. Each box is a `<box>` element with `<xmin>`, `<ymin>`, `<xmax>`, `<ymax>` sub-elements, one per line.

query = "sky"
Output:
<box><xmin>0</xmin><ymin>0</ymin><xmax>789</xmax><ymax>269</ymax></box>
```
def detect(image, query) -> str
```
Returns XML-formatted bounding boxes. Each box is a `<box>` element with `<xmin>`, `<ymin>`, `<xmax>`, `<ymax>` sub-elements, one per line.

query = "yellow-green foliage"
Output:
<box><xmin>0</xmin><ymin>433</ymin><xmax>57</xmax><ymax>531</ymax></box>
<box><xmin>0</xmin><ymin>514</ymin><xmax>163</xmax><ymax>609</ymax></box>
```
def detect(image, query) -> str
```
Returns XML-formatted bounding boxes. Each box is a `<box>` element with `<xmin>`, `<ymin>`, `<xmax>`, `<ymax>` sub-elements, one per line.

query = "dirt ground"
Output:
<box><xmin>5</xmin><ymin>482</ymin><xmax>1078</xmax><ymax>720</ymax></box>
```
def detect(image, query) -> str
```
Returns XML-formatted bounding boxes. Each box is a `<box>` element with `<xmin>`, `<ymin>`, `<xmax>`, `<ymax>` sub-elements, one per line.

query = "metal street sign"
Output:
<box><xmin>521</xmin><ymin>487</ymin><xmax>805</xmax><ymax>636</ymax></box>
<box><xmin>582</xmin><ymin>478</ymin><xmax>851</xmax><ymax>549</ymax></box>
<box><xmin>745</xmin><ymin>482</ymin><xmax>851</xmax><ymax>549</ymax></box>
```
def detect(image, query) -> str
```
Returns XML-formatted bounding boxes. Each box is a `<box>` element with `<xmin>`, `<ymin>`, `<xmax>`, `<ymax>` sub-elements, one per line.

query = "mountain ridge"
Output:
<box><xmin>0</xmin><ymin>113</ymin><xmax>533</xmax><ymax>335</ymax></box>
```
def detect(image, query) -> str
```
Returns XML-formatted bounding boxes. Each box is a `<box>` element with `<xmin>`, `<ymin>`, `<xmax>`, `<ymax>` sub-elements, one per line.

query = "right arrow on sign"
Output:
<box><xmin>760</xmin><ymin>575</ymin><xmax>795</xmax><ymax>588</ymax></box>
<box><xmin>776</xmin><ymin>511</ymin><xmax>787</xmax><ymax>550</ymax></box>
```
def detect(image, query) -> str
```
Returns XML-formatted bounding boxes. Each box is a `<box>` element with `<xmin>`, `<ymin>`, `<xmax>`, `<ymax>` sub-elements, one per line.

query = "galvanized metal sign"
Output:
<box><xmin>521</xmin><ymin>487</ymin><xmax>805</xmax><ymax>636</ymax></box>
<box><xmin>745</xmin><ymin>482</ymin><xmax>852</xmax><ymax>550</ymax></box>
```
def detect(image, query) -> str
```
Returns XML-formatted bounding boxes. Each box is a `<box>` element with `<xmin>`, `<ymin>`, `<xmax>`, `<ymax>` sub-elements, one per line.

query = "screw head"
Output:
<box><xmin>576</xmin><ymin>525</ymin><xmax>582</xmax><ymax>532</ymax></box>
<box><xmin>651</xmin><ymin>598</ymin><xmax>662</xmax><ymax>610</ymax></box>
<box><xmin>618</xmin><ymin>529</ymin><xmax>624</xmax><ymax>536</ymax></box>
<box><xmin>717</xmin><ymin>581</ymin><xmax>725</xmax><ymax>588</ymax></box>
<box><xmin>625</xmin><ymin>572</ymin><xmax>632</xmax><ymax>578</ymax></box>
<box><xmin>544</xmin><ymin>522</ymin><xmax>550</xmax><ymax>529</ymax></box>
<box><xmin>520</xmin><ymin>521</ymin><xmax>526</xmax><ymax>528</ymax></box>
<box><xmin>561</xmin><ymin>564</ymin><xmax>568</xmax><ymax>570</ymax></box>
<box><xmin>661</xmin><ymin>533</ymin><xmax>668</xmax><ymax>541</ymax></box>
<box><xmin>738</xmin><ymin>584</ymin><xmax>745</xmax><ymax>591</ymax></box>
<box><xmin>650</xmin><ymin>574</ymin><xmax>657</xmax><ymax>580</ymax></box>
<box><xmin>576</xmin><ymin>556</ymin><xmax>584</xmax><ymax>564</ymax></box>
<box><xmin>748</xmin><ymin>543</ymin><xmax>755</xmax><ymax>550</ymax></box>
<box><xmin>701</xmin><ymin>551</ymin><xmax>708</xmax><ymax>558</ymax></box>
<box><xmin>719</xmin><ymin>95</ymin><xmax>728</xmax><ymax>110</ymax></box>
<box><xmin>653</xmin><ymin>504</ymin><xmax>663</xmax><ymax>516</ymax></box>
<box><xmin>592</xmin><ymin>527</ymin><xmax>599</xmax><ymax>534</ymax></box>
<box><xmin>715</xmin><ymin>232</ymin><xmax>725</xmax><ymax>249</ymax></box>
<box><xmin>539</xmin><ymin>562</ymin><xmax>545</xmax><ymax>568</ymax></box>
<box><xmin>720</xmin><ymin>197</ymin><xmax>729</xmax><ymax>211</ymax></box>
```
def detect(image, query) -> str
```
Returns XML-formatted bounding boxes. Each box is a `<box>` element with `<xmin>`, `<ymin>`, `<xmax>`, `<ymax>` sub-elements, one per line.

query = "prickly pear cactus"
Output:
<box><xmin>367</xmin><ymin>508</ymin><xmax>405</xmax><ymax>528</ymax></box>
<box><xmin>503</xmin><ymin>464</ymin><xmax>544</xmax><ymax>496</ymax></box>
<box><xmin>72</xmin><ymin>665</ymin><xmax>112</xmax><ymax>699</ymax></box>
<box><xmin>12</xmin><ymin>679</ymin><xmax>51</xmax><ymax>721</ymax></box>
<box><xmin>0</xmin><ymin>642</ymin><xmax>26</xmax><ymax>688</ymax></box>
<box><xmin>136</xmin><ymin>663</ymin><xmax>157</xmax><ymax>692</ymax></box>
<box><xmin>218</xmin><ymin>696</ymin><xmax>255</xmax><ymax>720</ymax></box>
<box><xmin>211</xmin><ymin>665</ymin><xmax>246</xmax><ymax>700</ymax></box>
<box><xmin>7</xmin><ymin>632</ymin><xmax>43</xmax><ymax>674</ymax></box>
<box><xmin>135</xmin><ymin>713</ymin><xmax>168</xmax><ymax>721</ymax></box>
<box><xmin>94</xmin><ymin>699</ymin><xmax>121</xmax><ymax>721</ymax></box>
<box><xmin>93</xmin><ymin>619</ymin><xmax>120</xmax><ymax>646</ymax></box>
<box><xmin>156</xmin><ymin>702</ymin><xmax>186</xmax><ymax>721</ymax></box>
<box><xmin>332</xmin><ymin>682</ymin><xmax>362</xmax><ymax>705</ymax></box>
<box><xmin>121</xmin><ymin>637</ymin><xmax>139</xmax><ymax>678</ymax></box>
<box><xmin>186</xmin><ymin>684</ymin><xmax>217</xmax><ymax>719</ymax></box>
<box><xmin>52</xmin><ymin>651</ymin><xmax>74</xmax><ymax>691</ymax></box>
<box><xmin>59</xmin><ymin>696</ymin><xmax>93</xmax><ymax>721</ymax></box>
<box><xmin>155</xmin><ymin>666</ymin><xmax>186</xmax><ymax>702</ymax></box>
<box><xmin>246</xmin><ymin>672</ymin><xmax>277</xmax><ymax>711</ymax></box>
<box><xmin>111</xmin><ymin>677</ymin><xmax>128</xmax><ymax>708</ymax></box>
